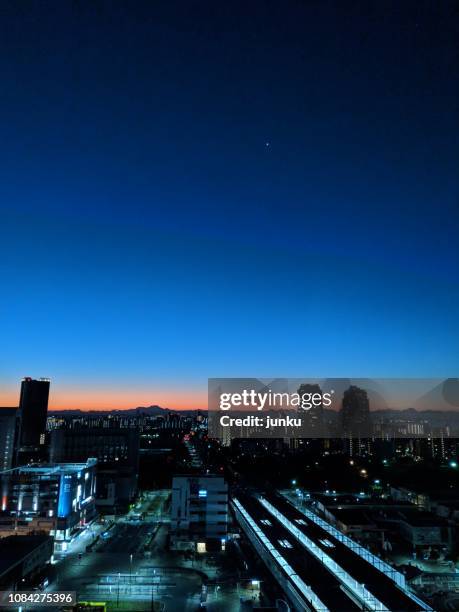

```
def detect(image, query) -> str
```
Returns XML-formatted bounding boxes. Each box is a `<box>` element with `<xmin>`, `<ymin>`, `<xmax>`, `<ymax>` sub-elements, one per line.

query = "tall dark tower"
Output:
<box><xmin>15</xmin><ymin>377</ymin><xmax>50</xmax><ymax>465</ymax></box>
<box><xmin>341</xmin><ymin>385</ymin><xmax>371</xmax><ymax>439</ymax></box>
<box><xmin>297</xmin><ymin>383</ymin><xmax>325</xmax><ymax>436</ymax></box>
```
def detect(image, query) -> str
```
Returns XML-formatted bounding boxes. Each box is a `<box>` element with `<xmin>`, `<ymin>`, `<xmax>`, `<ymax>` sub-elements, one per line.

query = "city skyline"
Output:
<box><xmin>0</xmin><ymin>379</ymin><xmax>205</xmax><ymax>411</ymax></box>
<box><xmin>2</xmin><ymin>376</ymin><xmax>459</xmax><ymax>413</ymax></box>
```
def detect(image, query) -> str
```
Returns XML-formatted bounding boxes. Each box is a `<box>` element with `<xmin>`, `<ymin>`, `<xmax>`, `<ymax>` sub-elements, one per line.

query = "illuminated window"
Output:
<box><xmin>197</xmin><ymin>542</ymin><xmax>206</xmax><ymax>553</ymax></box>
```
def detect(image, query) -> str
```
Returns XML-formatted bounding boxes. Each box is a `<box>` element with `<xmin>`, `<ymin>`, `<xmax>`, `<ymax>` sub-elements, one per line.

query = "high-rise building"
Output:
<box><xmin>0</xmin><ymin>408</ymin><xmax>18</xmax><ymax>471</ymax></box>
<box><xmin>297</xmin><ymin>383</ymin><xmax>325</xmax><ymax>435</ymax></box>
<box><xmin>341</xmin><ymin>385</ymin><xmax>371</xmax><ymax>439</ymax></box>
<box><xmin>171</xmin><ymin>475</ymin><xmax>228</xmax><ymax>552</ymax></box>
<box><xmin>15</xmin><ymin>378</ymin><xmax>50</xmax><ymax>465</ymax></box>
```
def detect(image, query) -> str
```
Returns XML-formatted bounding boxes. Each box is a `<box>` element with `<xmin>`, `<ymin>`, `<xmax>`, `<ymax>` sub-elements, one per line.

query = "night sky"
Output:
<box><xmin>1</xmin><ymin>1</ymin><xmax>458</xmax><ymax>409</ymax></box>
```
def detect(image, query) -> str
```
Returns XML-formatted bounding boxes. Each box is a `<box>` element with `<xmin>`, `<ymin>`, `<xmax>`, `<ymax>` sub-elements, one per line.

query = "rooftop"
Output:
<box><xmin>332</xmin><ymin>508</ymin><xmax>376</xmax><ymax>526</ymax></box>
<box><xmin>0</xmin><ymin>458</ymin><xmax>97</xmax><ymax>476</ymax></box>
<box><xmin>399</xmin><ymin>509</ymin><xmax>449</xmax><ymax>527</ymax></box>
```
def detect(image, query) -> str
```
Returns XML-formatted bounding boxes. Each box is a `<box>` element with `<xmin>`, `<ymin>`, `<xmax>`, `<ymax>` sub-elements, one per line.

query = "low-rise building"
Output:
<box><xmin>397</xmin><ymin>509</ymin><xmax>453</xmax><ymax>549</ymax></box>
<box><xmin>311</xmin><ymin>489</ymin><xmax>454</xmax><ymax>553</ymax></box>
<box><xmin>0</xmin><ymin>459</ymin><xmax>97</xmax><ymax>553</ymax></box>
<box><xmin>0</xmin><ymin>535</ymin><xmax>53</xmax><ymax>589</ymax></box>
<box><xmin>171</xmin><ymin>475</ymin><xmax>228</xmax><ymax>552</ymax></box>
<box><xmin>390</xmin><ymin>486</ymin><xmax>431</xmax><ymax>510</ymax></box>
<box><xmin>50</xmin><ymin>428</ymin><xmax>139</xmax><ymax>512</ymax></box>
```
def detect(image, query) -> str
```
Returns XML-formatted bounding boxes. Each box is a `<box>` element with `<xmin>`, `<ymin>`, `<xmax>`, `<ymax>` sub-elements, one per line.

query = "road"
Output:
<box><xmin>46</xmin><ymin>490</ymin><xmax>207</xmax><ymax>611</ymax></box>
<box><xmin>50</xmin><ymin>532</ymin><xmax>204</xmax><ymax>611</ymax></box>
<box><xmin>97</xmin><ymin>523</ymin><xmax>153</xmax><ymax>554</ymax></box>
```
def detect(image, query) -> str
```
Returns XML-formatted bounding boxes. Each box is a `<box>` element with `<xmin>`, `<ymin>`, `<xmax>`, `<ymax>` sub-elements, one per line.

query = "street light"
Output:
<box><xmin>130</xmin><ymin>553</ymin><xmax>133</xmax><ymax>583</ymax></box>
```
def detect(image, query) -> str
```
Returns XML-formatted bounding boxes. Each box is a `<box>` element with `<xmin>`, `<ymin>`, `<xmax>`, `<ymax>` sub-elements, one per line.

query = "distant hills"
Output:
<box><xmin>45</xmin><ymin>404</ymin><xmax>459</xmax><ymax>423</ymax></box>
<box><xmin>47</xmin><ymin>405</ymin><xmax>199</xmax><ymax>416</ymax></box>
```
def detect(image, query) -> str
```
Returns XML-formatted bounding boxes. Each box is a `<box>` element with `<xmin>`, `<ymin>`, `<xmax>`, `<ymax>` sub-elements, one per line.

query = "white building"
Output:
<box><xmin>171</xmin><ymin>475</ymin><xmax>228</xmax><ymax>552</ymax></box>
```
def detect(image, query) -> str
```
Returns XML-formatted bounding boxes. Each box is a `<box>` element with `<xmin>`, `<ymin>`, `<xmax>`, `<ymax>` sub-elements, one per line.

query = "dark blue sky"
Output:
<box><xmin>0</xmin><ymin>1</ymin><xmax>458</xmax><ymax>408</ymax></box>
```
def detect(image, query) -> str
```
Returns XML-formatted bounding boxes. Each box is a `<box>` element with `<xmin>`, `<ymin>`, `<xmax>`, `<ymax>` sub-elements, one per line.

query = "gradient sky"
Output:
<box><xmin>0</xmin><ymin>1</ymin><xmax>458</xmax><ymax>410</ymax></box>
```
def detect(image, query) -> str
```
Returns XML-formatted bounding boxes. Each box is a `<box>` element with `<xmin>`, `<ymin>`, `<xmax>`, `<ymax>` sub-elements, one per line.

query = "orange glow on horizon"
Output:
<box><xmin>0</xmin><ymin>385</ymin><xmax>207</xmax><ymax>411</ymax></box>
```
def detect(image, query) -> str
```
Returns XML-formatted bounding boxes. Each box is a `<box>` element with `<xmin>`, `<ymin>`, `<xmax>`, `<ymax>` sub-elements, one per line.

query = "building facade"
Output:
<box><xmin>341</xmin><ymin>385</ymin><xmax>371</xmax><ymax>437</ymax></box>
<box><xmin>0</xmin><ymin>459</ymin><xmax>97</xmax><ymax>553</ymax></box>
<box><xmin>171</xmin><ymin>475</ymin><xmax>228</xmax><ymax>552</ymax></box>
<box><xmin>15</xmin><ymin>378</ymin><xmax>50</xmax><ymax>465</ymax></box>
<box><xmin>0</xmin><ymin>535</ymin><xmax>53</xmax><ymax>589</ymax></box>
<box><xmin>0</xmin><ymin>408</ymin><xmax>17</xmax><ymax>471</ymax></box>
<box><xmin>50</xmin><ymin>428</ymin><xmax>139</xmax><ymax>511</ymax></box>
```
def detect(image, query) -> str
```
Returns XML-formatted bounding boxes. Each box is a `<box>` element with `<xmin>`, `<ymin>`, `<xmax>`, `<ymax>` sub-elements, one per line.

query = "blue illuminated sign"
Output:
<box><xmin>57</xmin><ymin>474</ymin><xmax>73</xmax><ymax>518</ymax></box>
